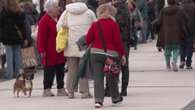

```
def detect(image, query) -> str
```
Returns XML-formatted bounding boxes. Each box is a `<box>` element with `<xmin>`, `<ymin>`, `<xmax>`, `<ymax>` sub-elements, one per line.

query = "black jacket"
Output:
<box><xmin>181</xmin><ymin>1</ymin><xmax>195</xmax><ymax>36</ymax></box>
<box><xmin>87</xmin><ymin>0</ymin><xmax>98</xmax><ymax>13</ymax></box>
<box><xmin>0</xmin><ymin>9</ymin><xmax>26</xmax><ymax>45</ymax></box>
<box><xmin>156</xmin><ymin>5</ymin><xmax>189</xmax><ymax>47</ymax></box>
<box><xmin>114</xmin><ymin>1</ymin><xmax>131</xmax><ymax>43</ymax></box>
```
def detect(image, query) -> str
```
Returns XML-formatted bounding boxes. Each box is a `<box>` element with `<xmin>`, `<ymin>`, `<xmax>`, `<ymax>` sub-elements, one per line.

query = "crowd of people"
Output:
<box><xmin>0</xmin><ymin>0</ymin><xmax>195</xmax><ymax>108</ymax></box>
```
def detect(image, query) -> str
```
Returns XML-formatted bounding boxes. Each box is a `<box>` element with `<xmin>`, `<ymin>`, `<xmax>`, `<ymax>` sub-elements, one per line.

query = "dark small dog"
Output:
<box><xmin>13</xmin><ymin>68</ymin><xmax>35</xmax><ymax>97</ymax></box>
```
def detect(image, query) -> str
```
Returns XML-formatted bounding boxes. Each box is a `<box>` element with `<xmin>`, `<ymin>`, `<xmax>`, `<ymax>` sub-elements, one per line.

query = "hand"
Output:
<box><xmin>138</xmin><ymin>21</ymin><xmax>144</xmax><ymax>28</ymax></box>
<box><xmin>56</xmin><ymin>48</ymin><xmax>64</xmax><ymax>53</ymax></box>
<box><xmin>62</xmin><ymin>25</ymin><xmax>68</xmax><ymax>29</ymax></box>
<box><xmin>193</xmin><ymin>42</ymin><xmax>195</xmax><ymax>49</ymax></box>
<box><xmin>23</xmin><ymin>40</ymin><xmax>28</xmax><ymax>47</ymax></box>
<box><xmin>121</xmin><ymin>56</ymin><xmax>126</xmax><ymax>66</ymax></box>
<box><xmin>40</xmin><ymin>52</ymin><xmax>46</xmax><ymax>58</ymax></box>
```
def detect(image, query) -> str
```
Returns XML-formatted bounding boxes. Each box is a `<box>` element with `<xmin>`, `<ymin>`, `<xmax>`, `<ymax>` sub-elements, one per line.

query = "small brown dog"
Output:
<box><xmin>13</xmin><ymin>68</ymin><xmax>35</xmax><ymax>97</ymax></box>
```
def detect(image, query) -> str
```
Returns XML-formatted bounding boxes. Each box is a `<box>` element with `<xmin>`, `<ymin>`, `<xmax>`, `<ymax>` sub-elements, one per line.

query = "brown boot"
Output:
<box><xmin>43</xmin><ymin>89</ymin><xmax>55</xmax><ymax>97</ymax></box>
<box><xmin>57</xmin><ymin>88</ymin><xmax>68</xmax><ymax>96</ymax></box>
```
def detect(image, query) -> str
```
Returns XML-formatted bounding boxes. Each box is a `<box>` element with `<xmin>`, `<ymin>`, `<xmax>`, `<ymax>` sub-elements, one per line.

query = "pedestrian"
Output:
<box><xmin>156</xmin><ymin>0</ymin><xmax>189</xmax><ymax>72</ymax></box>
<box><xmin>179</xmin><ymin>0</ymin><xmax>195</xmax><ymax>69</ymax></box>
<box><xmin>0</xmin><ymin>0</ymin><xmax>28</xmax><ymax>79</ymax></box>
<box><xmin>57</xmin><ymin>0</ymin><xmax>96</xmax><ymax>99</ymax></box>
<box><xmin>37</xmin><ymin>0</ymin><xmax>67</xmax><ymax>97</ymax></box>
<box><xmin>104</xmin><ymin>0</ymin><xmax>131</xmax><ymax>97</ymax></box>
<box><xmin>135</xmin><ymin>0</ymin><xmax>149</xmax><ymax>42</ymax></box>
<box><xmin>155</xmin><ymin>0</ymin><xmax>165</xmax><ymax>16</ymax></box>
<box><xmin>0</xmin><ymin>0</ymin><xmax>6</xmax><ymax>70</ymax></box>
<box><xmin>147</xmin><ymin>0</ymin><xmax>156</xmax><ymax>40</ymax></box>
<box><xmin>86</xmin><ymin>4</ymin><xmax>126</xmax><ymax>108</ymax></box>
<box><xmin>128</xmin><ymin>0</ymin><xmax>143</xmax><ymax>50</ymax></box>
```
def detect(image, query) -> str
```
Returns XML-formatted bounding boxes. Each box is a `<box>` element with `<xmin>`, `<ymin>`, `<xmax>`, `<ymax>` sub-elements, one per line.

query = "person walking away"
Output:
<box><xmin>105</xmin><ymin>0</ymin><xmax>131</xmax><ymax>97</ymax></box>
<box><xmin>147</xmin><ymin>0</ymin><xmax>156</xmax><ymax>40</ymax></box>
<box><xmin>156</xmin><ymin>0</ymin><xmax>189</xmax><ymax>72</ymax></box>
<box><xmin>86</xmin><ymin>4</ymin><xmax>126</xmax><ymax>108</ymax></box>
<box><xmin>128</xmin><ymin>0</ymin><xmax>143</xmax><ymax>50</ymax></box>
<box><xmin>0</xmin><ymin>0</ymin><xmax>6</xmax><ymax>70</ymax></box>
<box><xmin>136</xmin><ymin>0</ymin><xmax>149</xmax><ymax>42</ymax></box>
<box><xmin>179</xmin><ymin>0</ymin><xmax>195</xmax><ymax>69</ymax></box>
<box><xmin>57</xmin><ymin>0</ymin><xmax>96</xmax><ymax>99</ymax></box>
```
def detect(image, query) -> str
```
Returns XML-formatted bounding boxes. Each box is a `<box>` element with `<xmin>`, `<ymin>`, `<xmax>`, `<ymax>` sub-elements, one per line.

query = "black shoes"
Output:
<box><xmin>179</xmin><ymin>63</ymin><xmax>193</xmax><ymax>70</ymax></box>
<box><xmin>186</xmin><ymin>66</ymin><xmax>193</xmax><ymax>70</ymax></box>
<box><xmin>112</xmin><ymin>96</ymin><xmax>123</xmax><ymax>104</ymax></box>
<box><xmin>179</xmin><ymin>63</ymin><xmax>185</xmax><ymax>69</ymax></box>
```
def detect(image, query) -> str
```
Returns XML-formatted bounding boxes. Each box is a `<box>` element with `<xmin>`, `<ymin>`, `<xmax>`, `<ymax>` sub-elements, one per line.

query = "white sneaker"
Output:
<box><xmin>95</xmin><ymin>102</ymin><xmax>103</xmax><ymax>108</ymax></box>
<box><xmin>57</xmin><ymin>88</ymin><xmax>68</xmax><ymax>96</ymax></box>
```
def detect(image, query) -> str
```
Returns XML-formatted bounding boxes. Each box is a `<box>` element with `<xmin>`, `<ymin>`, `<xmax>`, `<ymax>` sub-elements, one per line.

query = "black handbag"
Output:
<box><xmin>97</xmin><ymin>22</ymin><xmax>121</xmax><ymax>75</ymax></box>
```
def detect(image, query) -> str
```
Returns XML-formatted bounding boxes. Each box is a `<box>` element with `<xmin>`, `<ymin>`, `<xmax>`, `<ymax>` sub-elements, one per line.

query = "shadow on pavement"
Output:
<box><xmin>182</xmin><ymin>99</ymin><xmax>195</xmax><ymax>110</ymax></box>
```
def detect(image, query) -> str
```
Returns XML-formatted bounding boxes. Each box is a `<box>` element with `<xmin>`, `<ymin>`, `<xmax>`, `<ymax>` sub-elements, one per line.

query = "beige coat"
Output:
<box><xmin>57</xmin><ymin>2</ymin><xmax>96</xmax><ymax>58</ymax></box>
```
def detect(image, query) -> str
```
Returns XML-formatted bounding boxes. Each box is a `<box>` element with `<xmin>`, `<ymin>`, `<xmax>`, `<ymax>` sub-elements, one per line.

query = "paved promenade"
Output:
<box><xmin>0</xmin><ymin>41</ymin><xmax>195</xmax><ymax>110</ymax></box>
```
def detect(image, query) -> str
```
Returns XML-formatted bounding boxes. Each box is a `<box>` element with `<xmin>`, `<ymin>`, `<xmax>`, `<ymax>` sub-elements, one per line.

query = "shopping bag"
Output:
<box><xmin>56</xmin><ymin>27</ymin><xmax>68</xmax><ymax>53</ymax></box>
<box><xmin>21</xmin><ymin>46</ymin><xmax>38</xmax><ymax>68</ymax></box>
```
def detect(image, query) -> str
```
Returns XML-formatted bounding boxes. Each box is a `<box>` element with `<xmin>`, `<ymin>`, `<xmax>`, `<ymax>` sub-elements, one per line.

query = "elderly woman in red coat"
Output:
<box><xmin>37</xmin><ymin>0</ymin><xmax>66</xmax><ymax>97</ymax></box>
<box><xmin>86</xmin><ymin>4</ymin><xmax>126</xmax><ymax>108</ymax></box>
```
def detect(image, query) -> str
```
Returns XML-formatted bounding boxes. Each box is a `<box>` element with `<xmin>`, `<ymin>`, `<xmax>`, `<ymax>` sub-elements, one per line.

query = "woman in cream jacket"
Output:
<box><xmin>57</xmin><ymin>0</ymin><xmax>96</xmax><ymax>98</ymax></box>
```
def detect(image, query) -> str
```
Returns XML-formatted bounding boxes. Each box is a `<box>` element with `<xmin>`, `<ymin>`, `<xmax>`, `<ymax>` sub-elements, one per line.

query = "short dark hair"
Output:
<box><xmin>168</xmin><ymin>0</ymin><xmax>176</xmax><ymax>5</ymax></box>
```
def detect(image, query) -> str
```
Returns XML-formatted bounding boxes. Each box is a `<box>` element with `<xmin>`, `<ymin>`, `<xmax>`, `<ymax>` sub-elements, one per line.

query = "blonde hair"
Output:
<box><xmin>96</xmin><ymin>4</ymin><xmax>117</xmax><ymax>19</ymax></box>
<box><xmin>127</xmin><ymin>0</ymin><xmax>136</xmax><ymax>9</ymax></box>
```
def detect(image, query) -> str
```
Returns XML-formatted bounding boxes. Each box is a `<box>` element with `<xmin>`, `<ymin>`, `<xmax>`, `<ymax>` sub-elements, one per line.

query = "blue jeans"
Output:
<box><xmin>142</xmin><ymin>20</ymin><xmax>148</xmax><ymax>41</ymax></box>
<box><xmin>4</xmin><ymin>45</ymin><xmax>22</xmax><ymax>79</ymax></box>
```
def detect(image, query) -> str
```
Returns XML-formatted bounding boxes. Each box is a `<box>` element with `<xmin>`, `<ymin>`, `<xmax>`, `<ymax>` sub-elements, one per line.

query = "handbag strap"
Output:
<box><xmin>97</xmin><ymin>21</ymin><xmax>107</xmax><ymax>53</ymax></box>
<box><xmin>14</xmin><ymin>25</ymin><xmax>24</xmax><ymax>40</ymax></box>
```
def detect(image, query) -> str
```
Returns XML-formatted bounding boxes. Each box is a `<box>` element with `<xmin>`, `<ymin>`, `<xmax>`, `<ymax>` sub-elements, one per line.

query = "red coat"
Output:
<box><xmin>86</xmin><ymin>18</ymin><xmax>126</xmax><ymax>56</ymax></box>
<box><xmin>37</xmin><ymin>14</ymin><xmax>65</xmax><ymax>67</ymax></box>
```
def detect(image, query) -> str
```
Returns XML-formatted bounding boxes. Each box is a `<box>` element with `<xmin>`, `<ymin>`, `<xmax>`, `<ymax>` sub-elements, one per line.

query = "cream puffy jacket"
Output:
<box><xmin>57</xmin><ymin>2</ymin><xmax>96</xmax><ymax>57</ymax></box>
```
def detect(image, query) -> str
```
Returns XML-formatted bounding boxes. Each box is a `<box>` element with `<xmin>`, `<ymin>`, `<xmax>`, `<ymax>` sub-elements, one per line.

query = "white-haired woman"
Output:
<box><xmin>57</xmin><ymin>0</ymin><xmax>96</xmax><ymax>98</ymax></box>
<box><xmin>37</xmin><ymin>0</ymin><xmax>66</xmax><ymax>97</ymax></box>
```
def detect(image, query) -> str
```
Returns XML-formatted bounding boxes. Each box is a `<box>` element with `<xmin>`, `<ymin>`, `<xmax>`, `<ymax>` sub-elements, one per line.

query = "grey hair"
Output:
<box><xmin>71</xmin><ymin>0</ymin><xmax>87</xmax><ymax>3</ymax></box>
<box><xmin>44</xmin><ymin>0</ymin><xmax>59</xmax><ymax>12</ymax></box>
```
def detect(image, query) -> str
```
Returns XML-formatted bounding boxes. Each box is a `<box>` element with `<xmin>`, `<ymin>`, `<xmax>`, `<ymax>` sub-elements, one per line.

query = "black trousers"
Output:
<box><xmin>44</xmin><ymin>63</ymin><xmax>65</xmax><ymax>89</ymax></box>
<box><xmin>91</xmin><ymin>54</ymin><xmax>120</xmax><ymax>103</ymax></box>
<box><xmin>180</xmin><ymin>37</ymin><xmax>194</xmax><ymax>67</ymax></box>
<box><xmin>106</xmin><ymin>42</ymin><xmax>130</xmax><ymax>93</ymax></box>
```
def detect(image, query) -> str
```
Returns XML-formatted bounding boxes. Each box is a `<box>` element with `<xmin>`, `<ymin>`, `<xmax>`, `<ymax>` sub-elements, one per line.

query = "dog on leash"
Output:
<box><xmin>13</xmin><ymin>68</ymin><xmax>35</xmax><ymax>97</ymax></box>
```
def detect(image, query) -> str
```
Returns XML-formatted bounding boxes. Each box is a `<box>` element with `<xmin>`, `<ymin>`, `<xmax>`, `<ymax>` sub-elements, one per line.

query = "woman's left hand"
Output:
<box><xmin>121</xmin><ymin>56</ymin><xmax>126</xmax><ymax>66</ymax></box>
<box><xmin>23</xmin><ymin>40</ymin><xmax>29</xmax><ymax>47</ymax></box>
<box><xmin>193</xmin><ymin>42</ymin><xmax>195</xmax><ymax>49</ymax></box>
